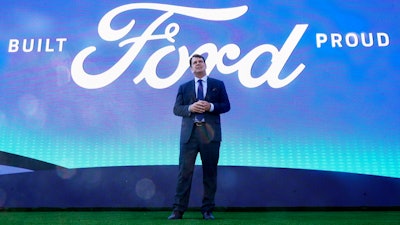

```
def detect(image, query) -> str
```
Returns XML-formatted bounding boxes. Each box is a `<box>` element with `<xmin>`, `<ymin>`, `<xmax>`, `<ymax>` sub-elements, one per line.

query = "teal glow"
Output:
<box><xmin>1</xmin><ymin>125</ymin><xmax>399</xmax><ymax>178</ymax></box>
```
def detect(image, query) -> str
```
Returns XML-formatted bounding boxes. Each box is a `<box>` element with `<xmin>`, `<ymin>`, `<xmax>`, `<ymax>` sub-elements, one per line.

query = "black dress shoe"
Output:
<box><xmin>202</xmin><ymin>211</ymin><xmax>215</xmax><ymax>220</ymax></box>
<box><xmin>168</xmin><ymin>211</ymin><xmax>183</xmax><ymax>220</ymax></box>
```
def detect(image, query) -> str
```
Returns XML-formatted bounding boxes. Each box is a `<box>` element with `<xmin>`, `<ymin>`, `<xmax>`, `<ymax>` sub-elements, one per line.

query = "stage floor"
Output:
<box><xmin>0</xmin><ymin>210</ymin><xmax>399</xmax><ymax>225</ymax></box>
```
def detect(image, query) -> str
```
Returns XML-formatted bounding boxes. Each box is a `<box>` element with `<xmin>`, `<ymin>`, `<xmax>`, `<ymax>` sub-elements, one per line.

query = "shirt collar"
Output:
<box><xmin>195</xmin><ymin>76</ymin><xmax>208</xmax><ymax>83</ymax></box>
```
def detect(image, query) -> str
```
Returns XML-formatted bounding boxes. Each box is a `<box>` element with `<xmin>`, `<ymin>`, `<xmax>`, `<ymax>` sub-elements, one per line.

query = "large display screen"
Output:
<box><xmin>1</xmin><ymin>0</ymin><xmax>399</xmax><ymax>179</ymax></box>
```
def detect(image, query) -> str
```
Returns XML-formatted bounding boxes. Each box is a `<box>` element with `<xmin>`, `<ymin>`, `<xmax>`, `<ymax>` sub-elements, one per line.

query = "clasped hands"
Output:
<box><xmin>190</xmin><ymin>100</ymin><xmax>211</xmax><ymax>113</ymax></box>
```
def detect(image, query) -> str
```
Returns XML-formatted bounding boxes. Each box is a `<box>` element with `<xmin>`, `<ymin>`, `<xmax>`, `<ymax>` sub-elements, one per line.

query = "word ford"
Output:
<box><xmin>71</xmin><ymin>3</ymin><xmax>307</xmax><ymax>89</ymax></box>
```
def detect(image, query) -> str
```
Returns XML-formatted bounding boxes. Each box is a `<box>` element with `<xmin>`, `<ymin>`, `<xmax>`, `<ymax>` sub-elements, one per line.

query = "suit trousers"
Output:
<box><xmin>173</xmin><ymin>123</ymin><xmax>220</xmax><ymax>213</ymax></box>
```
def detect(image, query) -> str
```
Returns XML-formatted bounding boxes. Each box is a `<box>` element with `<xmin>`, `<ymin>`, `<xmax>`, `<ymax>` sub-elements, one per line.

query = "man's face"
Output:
<box><xmin>190</xmin><ymin>57</ymin><xmax>206</xmax><ymax>76</ymax></box>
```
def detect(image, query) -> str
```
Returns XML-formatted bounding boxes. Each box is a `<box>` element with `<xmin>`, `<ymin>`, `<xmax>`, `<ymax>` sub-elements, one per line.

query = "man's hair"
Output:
<box><xmin>189</xmin><ymin>54</ymin><xmax>205</xmax><ymax>67</ymax></box>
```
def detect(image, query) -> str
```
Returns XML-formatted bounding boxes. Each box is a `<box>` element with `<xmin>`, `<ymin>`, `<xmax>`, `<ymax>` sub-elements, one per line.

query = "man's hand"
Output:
<box><xmin>190</xmin><ymin>100</ymin><xmax>211</xmax><ymax>113</ymax></box>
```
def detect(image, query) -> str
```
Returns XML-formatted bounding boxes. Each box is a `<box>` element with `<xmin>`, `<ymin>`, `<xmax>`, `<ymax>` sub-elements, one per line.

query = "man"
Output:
<box><xmin>168</xmin><ymin>54</ymin><xmax>231</xmax><ymax>220</ymax></box>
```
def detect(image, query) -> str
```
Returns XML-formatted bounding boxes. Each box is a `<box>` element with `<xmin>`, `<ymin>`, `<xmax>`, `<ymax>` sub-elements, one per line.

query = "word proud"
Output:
<box><xmin>316</xmin><ymin>32</ymin><xmax>389</xmax><ymax>48</ymax></box>
<box><xmin>71</xmin><ymin>3</ymin><xmax>307</xmax><ymax>89</ymax></box>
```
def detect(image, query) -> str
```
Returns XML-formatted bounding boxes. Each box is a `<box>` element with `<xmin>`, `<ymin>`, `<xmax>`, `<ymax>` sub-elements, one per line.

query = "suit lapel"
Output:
<box><xmin>188</xmin><ymin>80</ymin><xmax>196</xmax><ymax>102</ymax></box>
<box><xmin>205</xmin><ymin>77</ymin><xmax>214</xmax><ymax>99</ymax></box>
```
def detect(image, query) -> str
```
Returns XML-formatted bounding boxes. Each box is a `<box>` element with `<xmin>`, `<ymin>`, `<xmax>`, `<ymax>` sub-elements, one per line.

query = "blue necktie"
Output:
<box><xmin>196</xmin><ymin>79</ymin><xmax>204</xmax><ymax>121</ymax></box>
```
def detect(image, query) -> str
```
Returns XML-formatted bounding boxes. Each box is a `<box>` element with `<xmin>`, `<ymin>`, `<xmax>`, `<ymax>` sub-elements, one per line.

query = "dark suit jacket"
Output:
<box><xmin>173</xmin><ymin>77</ymin><xmax>231</xmax><ymax>143</ymax></box>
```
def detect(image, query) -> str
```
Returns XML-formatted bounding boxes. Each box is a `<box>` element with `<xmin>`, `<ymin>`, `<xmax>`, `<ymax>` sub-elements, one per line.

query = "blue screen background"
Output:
<box><xmin>0</xmin><ymin>0</ymin><xmax>399</xmax><ymax>178</ymax></box>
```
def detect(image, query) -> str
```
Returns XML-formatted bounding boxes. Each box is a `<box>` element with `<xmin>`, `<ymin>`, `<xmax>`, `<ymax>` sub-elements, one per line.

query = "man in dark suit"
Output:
<box><xmin>168</xmin><ymin>54</ymin><xmax>231</xmax><ymax>220</ymax></box>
